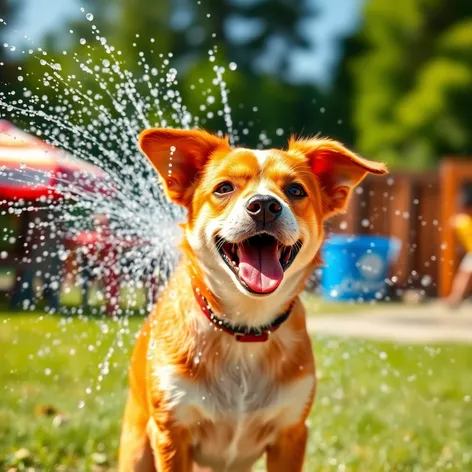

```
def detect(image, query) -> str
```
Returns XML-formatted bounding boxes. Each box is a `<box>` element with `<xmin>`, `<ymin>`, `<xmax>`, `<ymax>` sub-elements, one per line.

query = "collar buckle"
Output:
<box><xmin>235</xmin><ymin>331</ymin><xmax>270</xmax><ymax>343</ymax></box>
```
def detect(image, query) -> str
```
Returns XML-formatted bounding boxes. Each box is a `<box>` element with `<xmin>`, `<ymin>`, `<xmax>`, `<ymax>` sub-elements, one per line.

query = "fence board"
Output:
<box><xmin>327</xmin><ymin>171</ymin><xmax>441</xmax><ymax>296</ymax></box>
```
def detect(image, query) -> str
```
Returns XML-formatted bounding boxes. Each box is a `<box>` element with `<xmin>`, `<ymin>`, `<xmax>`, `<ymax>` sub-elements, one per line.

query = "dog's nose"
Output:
<box><xmin>246</xmin><ymin>194</ymin><xmax>282</xmax><ymax>223</ymax></box>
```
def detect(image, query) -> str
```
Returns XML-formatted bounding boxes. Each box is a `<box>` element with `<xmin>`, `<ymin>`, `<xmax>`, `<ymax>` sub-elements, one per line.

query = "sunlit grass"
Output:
<box><xmin>1</xmin><ymin>313</ymin><xmax>471</xmax><ymax>471</ymax></box>
<box><xmin>301</xmin><ymin>291</ymin><xmax>397</xmax><ymax>316</ymax></box>
<box><xmin>1</xmin><ymin>266</ymin><xmax>394</xmax><ymax>316</ymax></box>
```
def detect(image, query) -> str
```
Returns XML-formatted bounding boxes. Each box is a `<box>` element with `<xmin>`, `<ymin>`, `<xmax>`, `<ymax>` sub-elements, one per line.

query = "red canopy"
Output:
<box><xmin>0</xmin><ymin>120</ymin><xmax>110</xmax><ymax>201</ymax></box>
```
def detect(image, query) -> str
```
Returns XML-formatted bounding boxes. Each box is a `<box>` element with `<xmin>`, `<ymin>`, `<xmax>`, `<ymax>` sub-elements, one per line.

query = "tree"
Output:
<box><xmin>5</xmin><ymin>0</ymin><xmax>338</xmax><ymax>151</ymax></box>
<box><xmin>347</xmin><ymin>0</ymin><xmax>472</xmax><ymax>169</ymax></box>
<box><xmin>0</xmin><ymin>0</ymin><xmax>24</xmax><ymax>84</ymax></box>
<box><xmin>196</xmin><ymin>0</ymin><xmax>314</xmax><ymax>79</ymax></box>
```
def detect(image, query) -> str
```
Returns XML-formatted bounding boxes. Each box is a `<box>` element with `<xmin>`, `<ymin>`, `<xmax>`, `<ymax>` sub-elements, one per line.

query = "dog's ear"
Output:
<box><xmin>289</xmin><ymin>137</ymin><xmax>388</xmax><ymax>216</ymax></box>
<box><xmin>139</xmin><ymin>128</ymin><xmax>230</xmax><ymax>206</ymax></box>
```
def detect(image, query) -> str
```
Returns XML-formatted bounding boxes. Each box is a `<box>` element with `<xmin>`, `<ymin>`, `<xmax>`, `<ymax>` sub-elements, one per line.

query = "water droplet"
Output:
<box><xmin>166</xmin><ymin>68</ymin><xmax>177</xmax><ymax>82</ymax></box>
<box><xmin>421</xmin><ymin>275</ymin><xmax>432</xmax><ymax>287</ymax></box>
<box><xmin>80</xmin><ymin>38</ymin><xmax>86</xmax><ymax>45</ymax></box>
<box><xmin>86</xmin><ymin>13</ymin><xmax>94</xmax><ymax>21</ymax></box>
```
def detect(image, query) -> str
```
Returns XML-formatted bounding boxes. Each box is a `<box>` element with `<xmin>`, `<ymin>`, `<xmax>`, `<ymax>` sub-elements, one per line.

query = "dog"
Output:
<box><xmin>118</xmin><ymin>128</ymin><xmax>387</xmax><ymax>472</ymax></box>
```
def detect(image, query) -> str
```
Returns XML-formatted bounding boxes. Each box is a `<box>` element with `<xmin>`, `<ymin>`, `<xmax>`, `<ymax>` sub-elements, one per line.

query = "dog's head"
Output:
<box><xmin>140</xmin><ymin>128</ymin><xmax>387</xmax><ymax>304</ymax></box>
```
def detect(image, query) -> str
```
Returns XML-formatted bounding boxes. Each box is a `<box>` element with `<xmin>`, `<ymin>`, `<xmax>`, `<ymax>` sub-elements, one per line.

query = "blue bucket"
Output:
<box><xmin>320</xmin><ymin>235</ymin><xmax>401</xmax><ymax>301</ymax></box>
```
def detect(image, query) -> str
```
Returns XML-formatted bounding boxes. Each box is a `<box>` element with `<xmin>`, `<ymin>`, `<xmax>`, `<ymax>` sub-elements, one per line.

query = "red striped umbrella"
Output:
<box><xmin>0</xmin><ymin>120</ymin><xmax>110</xmax><ymax>201</ymax></box>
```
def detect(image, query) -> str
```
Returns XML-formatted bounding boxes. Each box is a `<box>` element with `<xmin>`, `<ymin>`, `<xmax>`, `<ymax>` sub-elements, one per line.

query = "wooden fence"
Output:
<box><xmin>325</xmin><ymin>171</ymin><xmax>443</xmax><ymax>297</ymax></box>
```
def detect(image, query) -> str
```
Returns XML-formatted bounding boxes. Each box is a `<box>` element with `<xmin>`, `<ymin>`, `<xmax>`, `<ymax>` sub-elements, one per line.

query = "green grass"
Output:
<box><xmin>1</xmin><ymin>313</ymin><xmax>471</xmax><ymax>471</ymax></box>
<box><xmin>1</xmin><ymin>266</ymin><xmax>397</xmax><ymax>317</ymax></box>
<box><xmin>301</xmin><ymin>292</ymin><xmax>399</xmax><ymax>316</ymax></box>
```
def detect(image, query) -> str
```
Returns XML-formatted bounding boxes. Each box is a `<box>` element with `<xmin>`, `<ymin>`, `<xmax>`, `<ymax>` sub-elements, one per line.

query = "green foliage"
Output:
<box><xmin>0</xmin><ymin>0</ymin><xmax>24</xmax><ymax>83</ymax></box>
<box><xmin>1</xmin><ymin>312</ymin><xmax>472</xmax><ymax>470</ymax></box>
<box><xmin>348</xmin><ymin>0</ymin><xmax>472</xmax><ymax>168</ymax></box>
<box><xmin>3</xmin><ymin>0</ymin><xmax>472</xmax><ymax>170</ymax></box>
<box><xmin>1</xmin><ymin>0</ymin><xmax>348</xmax><ymax>153</ymax></box>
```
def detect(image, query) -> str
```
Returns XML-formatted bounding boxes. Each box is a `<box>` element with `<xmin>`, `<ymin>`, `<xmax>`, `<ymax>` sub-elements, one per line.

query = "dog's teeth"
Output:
<box><xmin>285</xmin><ymin>248</ymin><xmax>291</xmax><ymax>262</ymax></box>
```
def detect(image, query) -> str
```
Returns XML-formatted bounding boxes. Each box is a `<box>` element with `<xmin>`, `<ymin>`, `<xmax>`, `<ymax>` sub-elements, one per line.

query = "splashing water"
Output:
<box><xmin>0</xmin><ymin>10</ymin><xmax>240</xmax><ymax>318</ymax></box>
<box><xmin>0</xmin><ymin>10</ymin><xmax>245</xmax><ymax>412</ymax></box>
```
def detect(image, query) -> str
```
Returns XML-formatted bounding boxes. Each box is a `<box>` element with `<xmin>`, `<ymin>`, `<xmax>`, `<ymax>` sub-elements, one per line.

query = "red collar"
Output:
<box><xmin>192</xmin><ymin>285</ymin><xmax>293</xmax><ymax>343</ymax></box>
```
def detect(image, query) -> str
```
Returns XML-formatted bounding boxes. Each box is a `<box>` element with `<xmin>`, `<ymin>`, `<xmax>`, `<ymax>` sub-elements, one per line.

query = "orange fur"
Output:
<box><xmin>119</xmin><ymin>129</ymin><xmax>387</xmax><ymax>471</ymax></box>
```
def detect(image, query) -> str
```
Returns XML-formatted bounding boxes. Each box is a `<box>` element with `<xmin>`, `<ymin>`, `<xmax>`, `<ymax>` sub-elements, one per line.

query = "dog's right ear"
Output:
<box><xmin>139</xmin><ymin>128</ymin><xmax>230</xmax><ymax>206</ymax></box>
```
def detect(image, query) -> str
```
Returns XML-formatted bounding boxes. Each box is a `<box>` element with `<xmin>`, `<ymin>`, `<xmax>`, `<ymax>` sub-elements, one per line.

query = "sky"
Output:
<box><xmin>4</xmin><ymin>0</ymin><xmax>363</xmax><ymax>85</ymax></box>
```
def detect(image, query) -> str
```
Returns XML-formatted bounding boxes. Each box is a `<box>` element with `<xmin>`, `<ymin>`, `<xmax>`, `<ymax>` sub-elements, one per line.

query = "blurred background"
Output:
<box><xmin>2</xmin><ymin>0</ymin><xmax>471</xmax><ymax>167</ymax></box>
<box><xmin>2</xmin><ymin>0</ymin><xmax>472</xmax><ymax>303</ymax></box>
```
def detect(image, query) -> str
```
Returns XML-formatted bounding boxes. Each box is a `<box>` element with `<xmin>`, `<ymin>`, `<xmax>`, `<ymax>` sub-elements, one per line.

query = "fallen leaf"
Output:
<box><xmin>35</xmin><ymin>404</ymin><xmax>59</xmax><ymax>417</ymax></box>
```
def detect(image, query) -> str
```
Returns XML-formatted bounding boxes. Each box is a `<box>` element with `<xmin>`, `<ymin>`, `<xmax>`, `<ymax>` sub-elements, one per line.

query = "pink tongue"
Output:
<box><xmin>238</xmin><ymin>240</ymin><xmax>284</xmax><ymax>293</ymax></box>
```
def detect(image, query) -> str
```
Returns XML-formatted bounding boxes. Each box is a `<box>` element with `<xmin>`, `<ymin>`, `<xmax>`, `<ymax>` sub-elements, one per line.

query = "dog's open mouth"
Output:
<box><xmin>216</xmin><ymin>234</ymin><xmax>302</xmax><ymax>295</ymax></box>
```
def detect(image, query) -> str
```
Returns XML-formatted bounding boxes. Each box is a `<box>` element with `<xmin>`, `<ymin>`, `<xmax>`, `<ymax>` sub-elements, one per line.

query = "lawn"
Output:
<box><xmin>1</xmin><ymin>312</ymin><xmax>471</xmax><ymax>472</ymax></box>
<box><xmin>0</xmin><ymin>266</ymin><xmax>393</xmax><ymax>317</ymax></box>
<box><xmin>301</xmin><ymin>291</ymin><xmax>397</xmax><ymax>316</ymax></box>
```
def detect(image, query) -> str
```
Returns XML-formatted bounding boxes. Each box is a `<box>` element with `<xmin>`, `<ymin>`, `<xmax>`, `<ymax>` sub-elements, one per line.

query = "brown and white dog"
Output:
<box><xmin>118</xmin><ymin>129</ymin><xmax>387</xmax><ymax>472</ymax></box>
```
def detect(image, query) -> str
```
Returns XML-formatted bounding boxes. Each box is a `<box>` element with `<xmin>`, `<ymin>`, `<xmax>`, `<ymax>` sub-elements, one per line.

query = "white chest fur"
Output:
<box><xmin>154</xmin><ymin>355</ymin><xmax>315</xmax><ymax>469</ymax></box>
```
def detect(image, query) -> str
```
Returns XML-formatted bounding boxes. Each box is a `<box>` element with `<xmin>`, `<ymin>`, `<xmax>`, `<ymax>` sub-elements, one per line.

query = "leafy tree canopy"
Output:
<box><xmin>349</xmin><ymin>0</ymin><xmax>472</xmax><ymax>168</ymax></box>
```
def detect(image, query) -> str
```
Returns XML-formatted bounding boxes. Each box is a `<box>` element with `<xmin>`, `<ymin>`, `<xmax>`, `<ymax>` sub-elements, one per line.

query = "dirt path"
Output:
<box><xmin>306</xmin><ymin>301</ymin><xmax>472</xmax><ymax>344</ymax></box>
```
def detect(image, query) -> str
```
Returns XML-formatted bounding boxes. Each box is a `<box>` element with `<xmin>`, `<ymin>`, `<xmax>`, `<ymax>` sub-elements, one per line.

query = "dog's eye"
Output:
<box><xmin>287</xmin><ymin>184</ymin><xmax>306</xmax><ymax>199</ymax></box>
<box><xmin>214</xmin><ymin>182</ymin><xmax>234</xmax><ymax>195</ymax></box>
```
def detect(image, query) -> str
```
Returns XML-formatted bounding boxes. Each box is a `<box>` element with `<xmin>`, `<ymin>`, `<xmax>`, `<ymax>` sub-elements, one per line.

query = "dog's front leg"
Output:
<box><xmin>148</xmin><ymin>418</ymin><xmax>193</xmax><ymax>472</ymax></box>
<box><xmin>266</xmin><ymin>422</ymin><xmax>308</xmax><ymax>472</ymax></box>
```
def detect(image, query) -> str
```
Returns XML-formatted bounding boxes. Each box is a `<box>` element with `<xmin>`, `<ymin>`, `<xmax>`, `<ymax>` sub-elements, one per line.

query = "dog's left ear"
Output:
<box><xmin>289</xmin><ymin>138</ymin><xmax>388</xmax><ymax>215</ymax></box>
<box><xmin>139</xmin><ymin>128</ymin><xmax>230</xmax><ymax>206</ymax></box>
